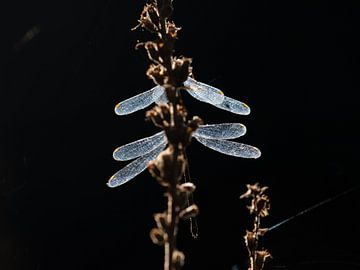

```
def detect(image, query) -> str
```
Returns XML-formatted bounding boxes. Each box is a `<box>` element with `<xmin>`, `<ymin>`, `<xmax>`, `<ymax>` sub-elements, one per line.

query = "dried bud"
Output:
<box><xmin>157</xmin><ymin>148</ymin><xmax>174</xmax><ymax>182</ymax></box>
<box><xmin>179</xmin><ymin>205</ymin><xmax>199</xmax><ymax>220</ymax></box>
<box><xmin>244</xmin><ymin>230</ymin><xmax>255</xmax><ymax>255</ymax></box>
<box><xmin>254</xmin><ymin>250</ymin><xmax>272</xmax><ymax>270</ymax></box>
<box><xmin>148</xmin><ymin>161</ymin><xmax>166</xmax><ymax>184</ymax></box>
<box><xmin>240</xmin><ymin>183</ymin><xmax>268</xmax><ymax>199</ymax></box>
<box><xmin>167</xmin><ymin>21</ymin><xmax>181</xmax><ymax>38</ymax></box>
<box><xmin>150</xmin><ymin>228</ymin><xmax>165</xmax><ymax>245</ymax></box>
<box><xmin>147</xmin><ymin>64</ymin><xmax>167</xmax><ymax>86</ymax></box>
<box><xmin>172</xmin><ymin>57</ymin><xmax>192</xmax><ymax>85</ymax></box>
<box><xmin>154</xmin><ymin>213</ymin><xmax>168</xmax><ymax>230</ymax></box>
<box><xmin>154</xmin><ymin>146</ymin><xmax>186</xmax><ymax>183</ymax></box>
<box><xmin>178</xmin><ymin>182</ymin><xmax>196</xmax><ymax>194</ymax></box>
<box><xmin>146</xmin><ymin>107</ymin><xmax>167</xmax><ymax>129</ymax></box>
<box><xmin>256</xmin><ymin>195</ymin><xmax>270</xmax><ymax>217</ymax></box>
<box><xmin>187</xmin><ymin>116</ymin><xmax>203</xmax><ymax>132</ymax></box>
<box><xmin>138</xmin><ymin>4</ymin><xmax>159</xmax><ymax>33</ymax></box>
<box><xmin>172</xmin><ymin>250</ymin><xmax>185</xmax><ymax>269</ymax></box>
<box><xmin>145</xmin><ymin>41</ymin><xmax>161</xmax><ymax>63</ymax></box>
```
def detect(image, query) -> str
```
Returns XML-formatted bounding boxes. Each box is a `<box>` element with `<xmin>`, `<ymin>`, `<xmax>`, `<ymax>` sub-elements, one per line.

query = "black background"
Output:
<box><xmin>1</xmin><ymin>1</ymin><xmax>360</xmax><ymax>269</ymax></box>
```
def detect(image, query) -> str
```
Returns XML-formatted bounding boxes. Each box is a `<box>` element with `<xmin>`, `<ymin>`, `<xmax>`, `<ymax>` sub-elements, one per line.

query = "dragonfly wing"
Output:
<box><xmin>194</xmin><ymin>123</ymin><xmax>247</xmax><ymax>140</ymax></box>
<box><xmin>113</xmin><ymin>131</ymin><xmax>166</xmax><ymax>161</ymax></box>
<box><xmin>213</xmin><ymin>96</ymin><xmax>251</xmax><ymax>115</ymax></box>
<box><xmin>194</xmin><ymin>136</ymin><xmax>261</xmax><ymax>159</ymax></box>
<box><xmin>184</xmin><ymin>77</ymin><xmax>225</xmax><ymax>105</ymax></box>
<box><xmin>155</xmin><ymin>89</ymin><xmax>169</xmax><ymax>104</ymax></box>
<box><xmin>115</xmin><ymin>85</ymin><xmax>164</xmax><ymax>115</ymax></box>
<box><xmin>108</xmin><ymin>142</ymin><xmax>167</xmax><ymax>188</ymax></box>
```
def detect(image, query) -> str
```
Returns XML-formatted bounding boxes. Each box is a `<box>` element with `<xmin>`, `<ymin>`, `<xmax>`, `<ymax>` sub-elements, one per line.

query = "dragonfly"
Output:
<box><xmin>108</xmin><ymin>123</ymin><xmax>261</xmax><ymax>188</ymax></box>
<box><xmin>114</xmin><ymin>77</ymin><xmax>251</xmax><ymax>116</ymax></box>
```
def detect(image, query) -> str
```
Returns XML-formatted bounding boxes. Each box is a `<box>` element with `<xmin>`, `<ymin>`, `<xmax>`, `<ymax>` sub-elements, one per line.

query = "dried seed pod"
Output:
<box><xmin>146</xmin><ymin>104</ymin><xmax>170</xmax><ymax>129</ymax></box>
<box><xmin>147</xmin><ymin>64</ymin><xmax>167</xmax><ymax>86</ymax></box>
<box><xmin>240</xmin><ymin>183</ymin><xmax>269</xmax><ymax>199</ymax></box>
<box><xmin>148</xmin><ymin>161</ymin><xmax>163</xmax><ymax>182</ymax></box>
<box><xmin>244</xmin><ymin>230</ymin><xmax>255</xmax><ymax>255</ymax></box>
<box><xmin>167</xmin><ymin>21</ymin><xmax>181</xmax><ymax>39</ymax></box>
<box><xmin>172</xmin><ymin>57</ymin><xmax>192</xmax><ymax>85</ymax></box>
<box><xmin>152</xmin><ymin>146</ymin><xmax>186</xmax><ymax>183</ymax></box>
<box><xmin>254</xmin><ymin>250</ymin><xmax>272</xmax><ymax>270</ymax></box>
<box><xmin>178</xmin><ymin>182</ymin><xmax>196</xmax><ymax>194</ymax></box>
<box><xmin>256</xmin><ymin>195</ymin><xmax>270</xmax><ymax>217</ymax></box>
<box><xmin>139</xmin><ymin>13</ymin><xmax>157</xmax><ymax>33</ymax></box>
<box><xmin>187</xmin><ymin>116</ymin><xmax>203</xmax><ymax>132</ymax></box>
<box><xmin>150</xmin><ymin>228</ymin><xmax>165</xmax><ymax>245</ymax></box>
<box><xmin>179</xmin><ymin>205</ymin><xmax>199</xmax><ymax>220</ymax></box>
<box><xmin>172</xmin><ymin>250</ymin><xmax>185</xmax><ymax>269</ymax></box>
<box><xmin>155</xmin><ymin>147</ymin><xmax>174</xmax><ymax>181</ymax></box>
<box><xmin>154</xmin><ymin>213</ymin><xmax>168</xmax><ymax>230</ymax></box>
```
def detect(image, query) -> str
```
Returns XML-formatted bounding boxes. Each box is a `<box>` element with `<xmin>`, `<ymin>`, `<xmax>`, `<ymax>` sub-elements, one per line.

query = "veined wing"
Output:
<box><xmin>108</xmin><ymin>142</ymin><xmax>167</xmax><ymax>188</ymax></box>
<box><xmin>154</xmin><ymin>89</ymin><xmax>168</xmax><ymax>105</ymax></box>
<box><xmin>194</xmin><ymin>137</ymin><xmax>261</xmax><ymax>159</ymax></box>
<box><xmin>184</xmin><ymin>77</ymin><xmax>225</xmax><ymax>105</ymax></box>
<box><xmin>113</xmin><ymin>131</ymin><xmax>166</xmax><ymax>161</ymax></box>
<box><xmin>193</xmin><ymin>123</ymin><xmax>247</xmax><ymax>140</ymax></box>
<box><xmin>213</xmin><ymin>96</ymin><xmax>251</xmax><ymax>115</ymax></box>
<box><xmin>115</xmin><ymin>85</ymin><xmax>164</xmax><ymax>115</ymax></box>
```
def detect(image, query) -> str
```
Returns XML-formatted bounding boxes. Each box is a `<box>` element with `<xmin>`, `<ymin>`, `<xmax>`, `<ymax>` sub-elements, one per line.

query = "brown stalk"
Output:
<box><xmin>241</xmin><ymin>183</ymin><xmax>272</xmax><ymax>270</ymax></box>
<box><xmin>135</xmin><ymin>1</ymin><xmax>200</xmax><ymax>269</ymax></box>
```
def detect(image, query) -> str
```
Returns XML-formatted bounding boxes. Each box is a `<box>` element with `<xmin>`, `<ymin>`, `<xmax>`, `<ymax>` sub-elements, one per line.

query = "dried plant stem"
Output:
<box><xmin>136</xmin><ymin>1</ymin><xmax>201</xmax><ymax>269</ymax></box>
<box><xmin>241</xmin><ymin>183</ymin><xmax>272</xmax><ymax>270</ymax></box>
<box><xmin>165</xmin><ymin>177</ymin><xmax>177</xmax><ymax>269</ymax></box>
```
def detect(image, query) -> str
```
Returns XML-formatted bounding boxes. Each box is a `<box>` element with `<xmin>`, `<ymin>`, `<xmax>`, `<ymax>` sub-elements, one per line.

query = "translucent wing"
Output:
<box><xmin>155</xmin><ymin>89</ymin><xmax>169</xmax><ymax>104</ymax></box>
<box><xmin>184</xmin><ymin>77</ymin><xmax>225</xmax><ymax>105</ymax></box>
<box><xmin>115</xmin><ymin>85</ymin><xmax>164</xmax><ymax>115</ymax></box>
<box><xmin>194</xmin><ymin>136</ymin><xmax>261</xmax><ymax>159</ymax></box>
<box><xmin>194</xmin><ymin>123</ymin><xmax>247</xmax><ymax>140</ymax></box>
<box><xmin>107</xmin><ymin>142</ymin><xmax>167</xmax><ymax>188</ymax></box>
<box><xmin>184</xmin><ymin>78</ymin><xmax>250</xmax><ymax>115</ymax></box>
<box><xmin>213</xmin><ymin>96</ymin><xmax>251</xmax><ymax>115</ymax></box>
<box><xmin>113</xmin><ymin>131</ymin><xmax>166</xmax><ymax>161</ymax></box>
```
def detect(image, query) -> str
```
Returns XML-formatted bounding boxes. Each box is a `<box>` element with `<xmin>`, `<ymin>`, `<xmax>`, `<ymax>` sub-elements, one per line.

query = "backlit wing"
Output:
<box><xmin>194</xmin><ymin>123</ymin><xmax>246</xmax><ymax>140</ymax></box>
<box><xmin>184</xmin><ymin>78</ymin><xmax>250</xmax><ymax>115</ymax></box>
<box><xmin>213</xmin><ymin>96</ymin><xmax>250</xmax><ymax>115</ymax></box>
<box><xmin>107</xmin><ymin>142</ymin><xmax>167</xmax><ymax>188</ymax></box>
<box><xmin>184</xmin><ymin>77</ymin><xmax>225</xmax><ymax>105</ymax></box>
<box><xmin>115</xmin><ymin>85</ymin><xmax>164</xmax><ymax>115</ymax></box>
<box><xmin>194</xmin><ymin>136</ymin><xmax>261</xmax><ymax>159</ymax></box>
<box><xmin>113</xmin><ymin>131</ymin><xmax>166</xmax><ymax>161</ymax></box>
<box><xmin>154</xmin><ymin>90</ymin><xmax>168</xmax><ymax>105</ymax></box>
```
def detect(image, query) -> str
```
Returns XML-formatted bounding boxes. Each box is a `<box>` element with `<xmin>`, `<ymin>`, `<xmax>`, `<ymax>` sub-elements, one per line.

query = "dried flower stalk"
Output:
<box><xmin>135</xmin><ymin>1</ymin><xmax>200</xmax><ymax>269</ymax></box>
<box><xmin>241</xmin><ymin>183</ymin><xmax>272</xmax><ymax>270</ymax></box>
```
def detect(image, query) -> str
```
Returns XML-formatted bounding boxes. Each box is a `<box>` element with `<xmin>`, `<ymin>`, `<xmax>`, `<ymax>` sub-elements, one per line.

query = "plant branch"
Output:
<box><xmin>135</xmin><ymin>1</ymin><xmax>201</xmax><ymax>269</ymax></box>
<box><xmin>241</xmin><ymin>183</ymin><xmax>272</xmax><ymax>270</ymax></box>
